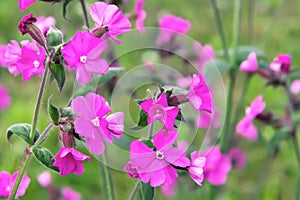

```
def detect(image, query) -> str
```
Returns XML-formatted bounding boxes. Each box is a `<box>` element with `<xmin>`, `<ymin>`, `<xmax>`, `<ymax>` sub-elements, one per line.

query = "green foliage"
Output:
<box><xmin>49</xmin><ymin>63</ymin><xmax>66</xmax><ymax>93</ymax></box>
<box><xmin>140</xmin><ymin>182</ymin><xmax>156</xmax><ymax>200</ymax></box>
<box><xmin>6</xmin><ymin>123</ymin><xmax>40</xmax><ymax>145</ymax></box>
<box><xmin>32</xmin><ymin>147</ymin><xmax>59</xmax><ymax>172</ymax></box>
<box><xmin>48</xmin><ymin>96</ymin><xmax>60</xmax><ymax>126</ymax></box>
<box><xmin>130</xmin><ymin>110</ymin><xmax>148</xmax><ymax>130</ymax></box>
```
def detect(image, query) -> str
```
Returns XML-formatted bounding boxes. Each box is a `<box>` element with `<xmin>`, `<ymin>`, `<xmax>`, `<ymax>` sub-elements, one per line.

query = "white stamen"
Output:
<box><xmin>33</xmin><ymin>60</ymin><xmax>40</xmax><ymax>68</ymax></box>
<box><xmin>80</xmin><ymin>55</ymin><xmax>87</xmax><ymax>63</ymax></box>
<box><xmin>91</xmin><ymin>117</ymin><xmax>100</xmax><ymax>127</ymax></box>
<box><xmin>156</xmin><ymin>150</ymin><xmax>164</xmax><ymax>160</ymax></box>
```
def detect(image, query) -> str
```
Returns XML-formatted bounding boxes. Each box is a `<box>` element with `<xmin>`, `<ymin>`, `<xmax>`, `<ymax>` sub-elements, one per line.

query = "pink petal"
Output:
<box><xmin>164</xmin><ymin>148</ymin><xmax>190</xmax><ymax>167</ymax></box>
<box><xmin>153</xmin><ymin>129</ymin><xmax>178</xmax><ymax>150</ymax></box>
<box><xmin>18</xmin><ymin>0</ymin><xmax>37</xmax><ymax>11</ymax></box>
<box><xmin>11</xmin><ymin>172</ymin><xmax>31</xmax><ymax>197</ymax></box>
<box><xmin>150</xmin><ymin>169</ymin><xmax>166</xmax><ymax>187</ymax></box>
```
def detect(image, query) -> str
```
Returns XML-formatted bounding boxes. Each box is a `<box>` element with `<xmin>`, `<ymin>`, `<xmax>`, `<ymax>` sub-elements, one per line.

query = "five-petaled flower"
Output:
<box><xmin>127</xmin><ymin>129</ymin><xmax>190</xmax><ymax>187</ymax></box>
<box><xmin>90</xmin><ymin>2</ymin><xmax>131</xmax><ymax>42</ymax></box>
<box><xmin>61</xmin><ymin>31</ymin><xmax>109</xmax><ymax>83</ymax></box>
<box><xmin>0</xmin><ymin>171</ymin><xmax>30</xmax><ymax>198</ymax></box>
<box><xmin>188</xmin><ymin>74</ymin><xmax>213</xmax><ymax>113</ymax></box>
<box><xmin>52</xmin><ymin>147</ymin><xmax>90</xmax><ymax>176</ymax></box>
<box><xmin>71</xmin><ymin>92</ymin><xmax>124</xmax><ymax>155</ymax></box>
<box><xmin>236</xmin><ymin>95</ymin><xmax>266</xmax><ymax>141</ymax></box>
<box><xmin>140</xmin><ymin>93</ymin><xmax>179</xmax><ymax>130</ymax></box>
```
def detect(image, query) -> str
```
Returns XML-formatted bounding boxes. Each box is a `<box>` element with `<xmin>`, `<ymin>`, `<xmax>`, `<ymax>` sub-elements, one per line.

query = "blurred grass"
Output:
<box><xmin>0</xmin><ymin>0</ymin><xmax>300</xmax><ymax>199</ymax></box>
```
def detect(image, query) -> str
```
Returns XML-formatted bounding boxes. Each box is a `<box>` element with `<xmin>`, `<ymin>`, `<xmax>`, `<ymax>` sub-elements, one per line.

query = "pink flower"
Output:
<box><xmin>236</xmin><ymin>95</ymin><xmax>266</xmax><ymax>141</ymax></box>
<box><xmin>176</xmin><ymin>76</ymin><xmax>192</xmax><ymax>89</ymax></box>
<box><xmin>203</xmin><ymin>146</ymin><xmax>232</xmax><ymax>185</ymax></box>
<box><xmin>269</xmin><ymin>54</ymin><xmax>291</xmax><ymax>73</ymax></box>
<box><xmin>0</xmin><ymin>45</ymin><xmax>6</xmax><ymax>67</ymax></box>
<box><xmin>18</xmin><ymin>13</ymin><xmax>37</xmax><ymax>35</ymax></box>
<box><xmin>16</xmin><ymin>44</ymin><xmax>46</xmax><ymax>82</ymax></box>
<box><xmin>140</xmin><ymin>93</ymin><xmax>179</xmax><ymax>130</ymax></box>
<box><xmin>128</xmin><ymin>129</ymin><xmax>190</xmax><ymax>187</ymax></box>
<box><xmin>61</xmin><ymin>187</ymin><xmax>81</xmax><ymax>200</ymax></box>
<box><xmin>35</xmin><ymin>16</ymin><xmax>56</xmax><ymax>36</ymax></box>
<box><xmin>291</xmin><ymin>80</ymin><xmax>300</xmax><ymax>94</ymax></box>
<box><xmin>71</xmin><ymin>92</ymin><xmax>124</xmax><ymax>155</ymax></box>
<box><xmin>135</xmin><ymin>0</ymin><xmax>146</xmax><ymax>33</ymax></box>
<box><xmin>0</xmin><ymin>171</ymin><xmax>30</xmax><ymax>197</ymax></box>
<box><xmin>188</xmin><ymin>74</ymin><xmax>213</xmax><ymax>113</ymax></box>
<box><xmin>0</xmin><ymin>85</ymin><xmax>11</xmax><ymax>110</ymax></box>
<box><xmin>37</xmin><ymin>171</ymin><xmax>51</xmax><ymax>187</ymax></box>
<box><xmin>240</xmin><ymin>52</ymin><xmax>258</xmax><ymax>72</ymax></box>
<box><xmin>124</xmin><ymin>162</ymin><xmax>140</xmax><ymax>178</ymax></box>
<box><xmin>52</xmin><ymin>147</ymin><xmax>90</xmax><ymax>176</ymax></box>
<box><xmin>157</xmin><ymin>14</ymin><xmax>191</xmax><ymax>45</ymax></box>
<box><xmin>18</xmin><ymin>0</ymin><xmax>36</xmax><ymax>11</ymax></box>
<box><xmin>188</xmin><ymin>151</ymin><xmax>206</xmax><ymax>186</ymax></box>
<box><xmin>90</xmin><ymin>2</ymin><xmax>131</xmax><ymax>41</ymax></box>
<box><xmin>161</xmin><ymin>181</ymin><xmax>177</xmax><ymax>197</ymax></box>
<box><xmin>197</xmin><ymin>108</ymin><xmax>221</xmax><ymax>129</ymax></box>
<box><xmin>194</xmin><ymin>42</ymin><xmax>215</xmax><ymax>71</ymax></box>
<box><xmin>61</xmin><ymin>31</ymin><xmax>108</xmax><ymax>83</ymax></box>
<box><xmin>228</xmin><ymin>148</ymin><xmax>246</xmax><ymax>170</ymax></box>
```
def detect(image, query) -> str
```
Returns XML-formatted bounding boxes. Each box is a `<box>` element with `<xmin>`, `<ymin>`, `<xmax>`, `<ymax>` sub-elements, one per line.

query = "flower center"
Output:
<box><xmin>33</xmin><ymin>60</ymin><xmax>40</xmax><ymax>68</ymax></box>
<box><xmin>156</xmin><ymin>150</ymin><xmax>164</xmax><ymax>160</ymax></box>
<box><xmin>245</xmin><ymin>107</ymin><xmax>251</xmax><ymax>115</ymax></box>
<box><xmin>91</xmin><ymin>117</ymin><xmax>100</xmax><ymax>127</ymax></box>
<box><xmin>6</xmin><ymin>185</ymin><xmax>11</xmax><ymax>192</ymax></box>
<box><xmin>80</xmin><ymin>55</ymin><xmax>87</xmax><ymax>63</ymax></box>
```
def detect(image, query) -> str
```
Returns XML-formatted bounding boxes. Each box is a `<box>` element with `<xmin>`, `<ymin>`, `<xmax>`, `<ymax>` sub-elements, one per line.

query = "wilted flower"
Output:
<box><xmin>90</xmin><ymin>2</ymin><xmax>131</xmax><ymax>41</ymax></box>
<box><xmin>71</xmin><ymin>92</ymin><xmax>124</xmax><ymax>155</ymax></box>
<box><xmin>52</xmin><ymin>147</ymin><xmax>90</xmax><ymax>176</ymax></box>
<box><xmin>269</xmin><ymin>54</ymin><xmax>291</xmax><ymax>73</ymax></box>
<box><xmin>240</xmin><ymin>52</ymin><xmax>258</xmax><ymax>72</ymax></box>
<box><xmin>236</xmin><ymin>95</ymin><xmax>266</xmax><ymax>141</ymax></box>
<box><xmin>127</xmin><ymin>129</ymin><xmax>190</xmax><ymax>187</ymax></box>
<box><xmin>140</xmin><ymin>93</ymin><xmax>179</xmax><ymax>130</ymax></box>
<box><xmin>61</xmin><ymin>31</ymin><xmax>108</xmax><ymax>83</ymax></box>
<box><xmin>0</xmin><ymin>171</ymin><xmax>30</xmax><ymax>197</ymax></box>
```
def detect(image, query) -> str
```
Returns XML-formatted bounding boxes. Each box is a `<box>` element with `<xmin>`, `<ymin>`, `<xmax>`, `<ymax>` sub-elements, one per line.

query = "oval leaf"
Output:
<box><xmin>6</xmin><ymin>123</ymin><xmax>40</xmax><ymax>145</ymax></box>
<box><xmin>49</xmin><ymin>63</ymin><xmax>66</xmax><ymax>93</ymax></box>
<box><xmin>48</xmin><ymin>96</ymin><xmax>60</xmax><ymax>126</ymax></box>
<box><xmin>141</xmin><ymin>182</ymin><xmax>155</xmax><ymax>200</ymax></box>
<box><xmin>130</xmin><ymin>110</ymin><xmax>148</xmax><ymax>130</ymax></box>
<box><xmin>32</xmin><ymin>147</ymin><xmax>59</xmax><ymax>172</ymax></box>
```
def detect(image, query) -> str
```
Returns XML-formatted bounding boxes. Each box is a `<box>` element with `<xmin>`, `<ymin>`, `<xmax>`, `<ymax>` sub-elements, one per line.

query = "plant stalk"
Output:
<box><xmin>128</xmin><ymin>180</ymin><xmax>141</xmax><ymax>200</ymax></box>
<box><xmin>79</xmin><ymin>0</ymin><xmax>90</xmax><ymax>29</ymax></box>
<box><xmin>102</xmin><ymin>151</ymin><xmax>115</xmax><ymax>200</ymax></box>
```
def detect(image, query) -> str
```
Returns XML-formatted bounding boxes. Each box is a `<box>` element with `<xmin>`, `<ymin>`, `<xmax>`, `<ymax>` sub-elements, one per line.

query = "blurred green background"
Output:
<box><xmin>0</xmin><ymin>0</ymin><xmax>300</xmax><ymax>199</ymax></box>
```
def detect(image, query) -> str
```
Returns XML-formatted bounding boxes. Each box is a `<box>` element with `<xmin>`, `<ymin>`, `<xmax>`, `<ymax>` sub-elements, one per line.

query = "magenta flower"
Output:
<box><xmin>203</xmin><ymin>146</ymin><xmax>232</xmax><ymax>185</ymax></box>
<box><xmin>291</xmin><ymin>80</ymin><xmax>300</xmax><ymax>94</ymax></box>
<box><xmin>228</xmin><ymin>148</ymin><xmax>247</xmax><ymax>170</ymax></box>
<box><xmin>197</xmin><ymin>108</ymin><xmax>221</xmax><ymax>129</ymax></box>
<box><xmin>193</xmin><ymin>42</ymin><xmax>215</xmax><ymax>71</ymax></box>
<box><xmin>176</xmin><ymin>76</ymin><xmax>192</xmax><ymax>89</ymax></box>
<box><xmin>240</xmin><ymin>52</ymin><xmax>258</xmax><ymax>72</ymax></box>
<box><xmin>71</xmin><ymin>92</ymin><xmax>124</xmax><ymax>155</ymax></box>
<box><xmin>236</xmin><ymin>95</ymin><xmax>266</xmax><ymax>141</ymax></box>
<box><xmin>188</xmin><ymin>151</ymin><xmax>206</xmax><ymax>186</ymax></box>
<box><xmin>135</xmin><ymin>0</ymin><xmax>146</xmax><ymax>33</ymax></box>
<box><xmin>37</xmin><ymin>171</ymin><xmax>51</xmax><ymax>187</ymax></box>
<box><xmin>18</xmin><ymin>0</ymin><xmax>36</xmax><ymax>11</ymax></box>
<box><xmin>0</xmin><ymin>45</ymin><xmax>6</xmax><ymax>67</ymax></box>
<box><xmin>61</xmin><ymin>31</ymin><xmax>108</xmax><ymax>83</ymax></box>
<box><xmin>0</xmin><ymin>171</ymin><xmax>30</xmax><ymax>197</ymax></box>
<box><xmin>140</xmin><ymin>93</ymin><xmax>179</xmax><ymax>130</ymax></box>
<box><xmin>18</xmin><ymin>13</ymin><xmax>37</xmax><ymax>35</ymax></box>
<box><xmin>62</xmin><ymin>187</ymin><xmax>82</xmax><ymax>200</ymax></box>
<box><xmin>35</xmin><ymin>16</ymin><xmax>56</xmax><ymax>36</ymax></box>
<box><xmin>157</xmin><ymin>14</ymin><xmax>191</xmax><ymax>45</ymax></box>
<box><xmin>269</xmin><ymin>54</ymin><xmax>291</xmax><ymax>73</ymax></box>
<box><xmin>161</xmin><ymin>182</ymin><xmax>177</xmax><ymax>197</ymax></box>
<box><xmin>0</xmin><ymin>85</ymin><xmax>11</xmax><ymax>110</ymax></box>
<box><xmin>16</xmin><ymin>44</ymin><xmax>46</xmax><ymax>82</ymax></box>
<box><xmin>52</xmin><ymin>147</ymin><xmax>90</xmax><ymax>176</ymax></box>
<box><xmin>90</xmin><ymin>2</ymin><xmax>131</xmax><ymax>41</ymax></box>
<box><xmin>128</xmin><ymin>129</ymin><xmax>190</xmax><ymax>187</ymax></box>
<box><xmin>188</xmin><ymin>74</ymin><xmax>213</xmax><ymax>113</ymax></box>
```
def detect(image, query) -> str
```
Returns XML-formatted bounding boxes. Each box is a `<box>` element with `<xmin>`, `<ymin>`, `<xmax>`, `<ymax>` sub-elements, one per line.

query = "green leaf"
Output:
<box><xmin>63</xmin><ymin>0</ymin><xmax>72</xmax><ymax>22</ymax></box>
<box><xmin>97</xmin><ymin>67</ymin><xmax>124</xmax><ymax>85</ymax></box>
<box><xmin>130</xmin><ymin>110</ymin><xmax>148</xmax><ymax>130</ymax></box>
<box><xmin>140</xmin><ymin>182</ymin><xmax>155</xmax><ymax>200</ymax></box>
<box><xmin>113</xmin><ymin>134</ymin><xmax>136</xmax><ymax>151</ymax></box>
<box><xmin>235</xmin><ymin>46</ymin><xmax>267</xmax><ymax>64</ymax></box>
<box><xmin>32</xmin><ymin>147</ymin><xmax>59</xmax><ymax>172</ymax></box>
<box><xmin>48</xmin><ymin>96</ymin><xmax>59</xmax><ymax>126</ymax></box>
<box><xmin>267</xmin><ymin>127</ymin><xmax>290</xmax><ymax>155</ymax></box>
<box><xmin>288</xmin><ymin>70</ymin><xmax>300</xmax><ymax>79</ymax></box>
<box><xmin>6</xmin><ymin>123</ymin><xmax>40</xmax><ymax>145</ymax></box>
<box><xmin>49</xmin><ymin>63</ymin><xmax>66</xmax><ymax>93</ymax></box>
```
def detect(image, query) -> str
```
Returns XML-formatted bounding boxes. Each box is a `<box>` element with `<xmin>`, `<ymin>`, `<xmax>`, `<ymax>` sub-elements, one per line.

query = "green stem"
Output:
<box><xmin>8</xmin><ymin>147</ymin><xmax>32</xmax><ymax>200</ymax></box>
<box><xmin>292</xmin><ymin>137</ymin><xmax>300</xmax><ymax>170</ymax></box>
<box><xmin>32</xmin><ymin>123</ymin><xmax>54</xmax><ymax>148</ymax></box>
<box><xmin>128</xmin><ymin>180</ymin><xmax>141</xmax><ymax>200</ymax></box>
<box><xmin>79</xmin><ymin>0</ymin><xmax>90</xmax><ymax>29</ymax></box>
<box><xmin>210</xmin><ymin>0</ymin><xmax>230</xmax><ymax>61</ymax></box>
<box><xmin>29</xmin><ymin>61</ymin><xmax>50</xmax><ymax>145</ymax></box>
<box><xmin>247</xmin><ymin>0</ymin><xmax>255</xmax><ymax>44</ymax></box>
<box><xmin>148</xmin><ymin>123</ymin><xmax>155</xmax><ymax>139</ymax></box>
<box><xmin>102</xmin><ymin>151</ymin><xmax>115</xmax><ymax>200</ymax></box>
<box><xmin>230</xmin><ymin>0</ymin><xmax>242</xmax><ymax>65</ymax></box>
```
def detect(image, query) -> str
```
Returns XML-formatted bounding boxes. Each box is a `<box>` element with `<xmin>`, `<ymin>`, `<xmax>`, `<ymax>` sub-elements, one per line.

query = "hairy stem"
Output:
<box><xmin>210</xmin><ymin>0</ymin><xmax>230</xmax><ymax>61</ymax></box>
<box><xmin>32</xmin><ymin>123</ymin><xmax>54</xmax><ymax>148</ymax></box>
<box><xmin>128</xmin><ymin>180</ymin><xmax>141</xmax><ymax>200</ymax></box>
<box><xmin>79</xmin><ymin>0</ymin><xmax>90</xmax><ymax>29</ymax></box>
<box><xmin>102</xmin><ymin>151</ymin><xmax>115</xmax><ymax>200</ymax></box>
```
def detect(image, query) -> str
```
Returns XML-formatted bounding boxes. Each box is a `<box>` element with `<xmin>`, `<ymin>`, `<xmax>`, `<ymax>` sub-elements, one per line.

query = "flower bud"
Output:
<box><xmin>47</xmin><ymin>26</ymin><xmax>64</xmax><ymax>47</ymax></box>
<box><xmin>91</xmin><ymin>26</ymin><xmax>108</xmax><ymax>38</ymax></box>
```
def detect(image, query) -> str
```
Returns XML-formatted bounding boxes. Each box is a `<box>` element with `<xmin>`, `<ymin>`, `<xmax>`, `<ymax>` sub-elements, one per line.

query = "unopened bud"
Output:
<box><xmin>47</xmin><ymin>26</ymin><xmax>63</xmax><ymax>47</ymax></box>
<box><xmin>91</xmin><ymin>26</ymin><xmax>109</xmax><ymax>38</ymax></box>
